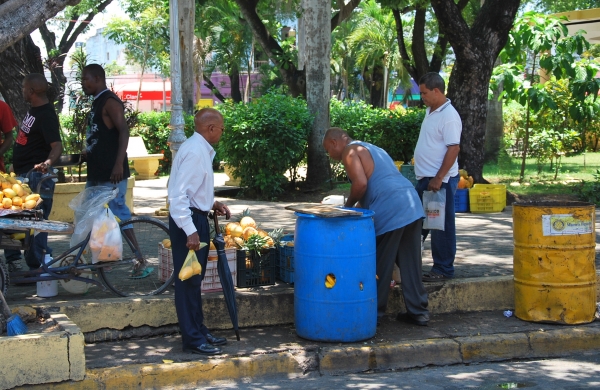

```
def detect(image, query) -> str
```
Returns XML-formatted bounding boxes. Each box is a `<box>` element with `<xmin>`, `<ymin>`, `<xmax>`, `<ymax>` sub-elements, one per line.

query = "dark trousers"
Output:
<box><xmin>416</xmin><ymin>175</ymin><xmax>459</xmax><ymax>277</ymax></box>
<box><xmin>376</xmin><ymin>218</ymin><xmax>429</xmax><ymax>318</ymax></box>
<box><xmin>5</xmin><ymin>171</ymin><xmax>55</xmax><ymax>269</ymax></box>
<box><xmin>169</xmin><ymin>213</ymin><xmax>210</xmax><ymax>348</ymax></box>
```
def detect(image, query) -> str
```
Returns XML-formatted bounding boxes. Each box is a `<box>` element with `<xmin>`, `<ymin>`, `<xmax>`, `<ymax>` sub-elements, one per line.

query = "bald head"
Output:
<box><xmin>23</xmin><ymin>73</ymin><xmax>48</xmax><ymax>97</ymax></box>
<box><xmin>195</xmin><ymin>108</ymin><xmax>224</xmax><ymax>144</ymax></box>
<box><xmin>323</xmin><ymin>127</ymin><xmax>352</xmax><ymax>161</ymax></box>
<box><xmin>323</xmin><ymin>127</ymin><xmax>349</xmax><ymax>143</ymax></box>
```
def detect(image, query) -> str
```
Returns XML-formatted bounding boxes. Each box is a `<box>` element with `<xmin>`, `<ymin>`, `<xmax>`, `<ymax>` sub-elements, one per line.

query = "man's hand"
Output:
<box><xmin>427</xmin><ymin>177</ymin><xmax>443</xmax><ymax>192</ymax></box>
<box><xmin>212</xmin><ymin>200</ymin><xmax>231</xmax><ymax>219</ymax></box>
<box><xmin>33</xmin><ymin>161</ymin><xmax>51</xmax><ymax>173</ymax></box>
<box><xmin>110</xmin><ymin>164</ymin><xmax>124</xmax><ymax>184</ymax></box>
<box><xmin>186</xmin><ymin>232</ymin><xmax>201</xmax><ymax>251</ymax></box>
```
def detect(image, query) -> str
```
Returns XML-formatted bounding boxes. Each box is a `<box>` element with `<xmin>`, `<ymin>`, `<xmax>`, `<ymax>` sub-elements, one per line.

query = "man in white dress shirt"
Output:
<box><xmin>168</xmin><ymin>108</ymin><xmax>231</xmax><ymax>355</ymax></box>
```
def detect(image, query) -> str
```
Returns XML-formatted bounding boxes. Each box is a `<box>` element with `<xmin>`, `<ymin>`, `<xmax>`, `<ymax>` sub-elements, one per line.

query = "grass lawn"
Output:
<box><xmin>483</xmin><ymin>152</ymin><xmax>600</xmax><ymax>200</ymax></box>
<box><xmin>332</xmin><ymin>153</ymin><xmax>600</xmax><ymax>202</ymax></box>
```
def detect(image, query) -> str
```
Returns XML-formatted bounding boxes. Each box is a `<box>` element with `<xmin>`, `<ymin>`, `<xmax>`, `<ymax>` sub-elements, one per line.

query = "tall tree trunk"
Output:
<box><xmin>368</xmin><ymin>64</ymin><xmax>385</xmax><ymax>108</ymax></box>
<box><xmin>0</xmin><ymin>0</ymin><xmax>81</xmax><ymax>53</ymax></box>
<box><xmin>178</xmin><ymin>0</ymin><xmax>195</xmax><ymax>114</ymax></box>
<box><xmin>484</xmin><ymin>54</ymin><xmax>504</xmax><ymax>164</ymax></box>
<box><xmin>303</xmin><ymin>0</ymin><xmax>331</xmax><ymax>189</ymax></box>
<box><xmin>0</xmin><ymin>36</ymin><xmax>45</xmax><ymax>122</ymax></box>
<box><xmin>234</xmin><ymin>0</ymin><xmax>360</xmax><ymax>99</ymax></box>
<box><xmin>430</xmin><ymin>0</ymin><xmax>520</xmax><ymax>183</ymax></box>
<box><xmin>229</xmin><ymin>65</ymin><xmax>242</xmax><ymax>103</ymax></box>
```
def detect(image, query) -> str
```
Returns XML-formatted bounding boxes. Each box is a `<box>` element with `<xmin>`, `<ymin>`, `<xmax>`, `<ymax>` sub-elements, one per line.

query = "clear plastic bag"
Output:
<box><xmin>89</xmin><ymin>207</ymin><xmax>123</xmax><ymax>263</ymax></box>
<box><xmin>69</xmin><ymin>186</ymin><xmax>118</xmax><ymax>249</ymax></box>
<box><xmin>422</xmin><ymin>189</ymin><xmax>446</xmax><ymax>230</ymax></box>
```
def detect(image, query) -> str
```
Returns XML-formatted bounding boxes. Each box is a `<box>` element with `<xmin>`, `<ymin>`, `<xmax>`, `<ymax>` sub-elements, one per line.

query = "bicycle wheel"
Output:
<box><xmin>99</xmin><ymin>216</ymin><xmax>175</xmax><ymax>297</ymax></box>
<box><xmin>0</xmin><ymin>260</ymin><xmax>8</xmax><ymax>295</ymax></box>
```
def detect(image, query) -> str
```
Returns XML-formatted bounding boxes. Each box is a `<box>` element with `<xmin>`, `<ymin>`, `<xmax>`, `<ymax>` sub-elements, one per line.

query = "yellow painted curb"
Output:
<box><xmin>458</xmin><ymin>333</ymin><xmax>531</xmax><ymax>362</ymax></box>
<box><xmin>24</xmin><ymin>352</ymin><xmax>304</xmax><ymax>390</ymax></box>
<box><xmin>319</xmin><ymin>339</ymin><xmax>461</xmax><ymax>375</ymax></box>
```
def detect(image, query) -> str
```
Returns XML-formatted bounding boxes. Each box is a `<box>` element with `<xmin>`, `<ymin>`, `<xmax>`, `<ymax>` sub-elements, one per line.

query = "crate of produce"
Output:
<box><xmin>202</xmin><ymin>250</ymin><xmax>237</xmax><ymax>293</ymax></box>
<box><xmin>469</xmin><ymin>184</ymin><xmax>506</xmax><ymax>213</ymax></box>
<box><xmin>159</xmin><ymin>245</ymin><xmax>237</xmax><ymax>293</ymax></box>
<box><xmin>454</xmin><ymin>188</ymin><xmax>470</xmax><ymax>213</ymax></box>
<box><xmin>400</xmin><ymin>164</ymin><xmax>417</xmax><ymax>187</ymax></box>
<box><xmin>236</xmin><ymin>248</ymin><xmax>277</xmax><ymax>288</ymax></box>
<box><xmin>158</xmin><ymin>244</ymin><xmax>173</xmax><ymax>282</ymax></box>
<box><xmin>277</xmin><ymin>234</ymin><xmax>295</xmax><ymax>284</ymax></box>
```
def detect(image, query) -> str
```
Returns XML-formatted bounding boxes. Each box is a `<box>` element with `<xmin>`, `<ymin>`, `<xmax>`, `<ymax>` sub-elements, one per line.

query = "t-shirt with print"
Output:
<box><xmin>13</xmin><ymin>103</ymin><xmax>61</xmax><ymax>175</ymax></box>
<box><xmin>0</xmin><ymin>100</ymin><xmax>18</xmax><ymax>172</ymax></box>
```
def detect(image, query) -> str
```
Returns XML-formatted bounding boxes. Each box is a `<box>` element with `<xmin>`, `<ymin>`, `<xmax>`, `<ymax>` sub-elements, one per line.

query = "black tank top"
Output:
<box><xmin>86</xmin><ymin>90</ymin><xmax>130</xmax><ymax>182</ymax></box>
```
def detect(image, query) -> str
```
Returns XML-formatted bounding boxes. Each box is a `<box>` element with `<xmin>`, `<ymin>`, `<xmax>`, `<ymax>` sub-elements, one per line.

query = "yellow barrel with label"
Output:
<box><xmin>513</xmin><ymin>201</ymin><xmax>596</xmax><ymax>324</ymax></box>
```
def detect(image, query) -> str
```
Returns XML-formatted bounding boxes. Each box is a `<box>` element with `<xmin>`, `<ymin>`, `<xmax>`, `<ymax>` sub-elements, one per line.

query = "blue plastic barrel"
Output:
<box><xmin>294</xmin><ymin>209</ymin><xmax>377</xmax><ymax>342</ymax></box>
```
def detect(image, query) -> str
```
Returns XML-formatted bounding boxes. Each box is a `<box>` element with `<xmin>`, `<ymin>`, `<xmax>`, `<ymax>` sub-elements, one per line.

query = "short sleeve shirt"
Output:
<box><xmin>13</xmin><ymin>103</ymin><xmax>61</xmax><ymax>175</ymax></box>
<box><xmin>414</xmin><ymin>99</ymin><xmax>462</xmax><ymax>182</ymax></box>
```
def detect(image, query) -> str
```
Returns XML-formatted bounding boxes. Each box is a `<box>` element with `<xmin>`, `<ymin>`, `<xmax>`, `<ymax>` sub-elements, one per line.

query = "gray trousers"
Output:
<box><xmin>376</xmin><ymin>218</ymin><xmax>429</xmax><ymax>318</ymax></box>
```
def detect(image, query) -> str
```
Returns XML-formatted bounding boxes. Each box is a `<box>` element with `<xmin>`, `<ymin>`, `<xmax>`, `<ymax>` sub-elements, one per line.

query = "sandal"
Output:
<box><xmin>130</xmin><ymin>262</ymin><xmax>154</xmax><ymax>279</ymax></box>
<box><xmin>422</xmin><ymin>272</ymin><xmax>452</xmax><ymax>282</ymax></box>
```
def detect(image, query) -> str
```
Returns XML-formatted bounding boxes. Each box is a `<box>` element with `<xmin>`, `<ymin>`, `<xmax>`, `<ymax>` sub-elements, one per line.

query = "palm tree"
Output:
<box><xmin>346</xmin><ymin>0</ymin><xmax>404</xmax><ymax>108</ymax></box>
<box><xmin>197</xmin><ymin>0</ymin><xmax>253</xmax><ymax>103</ymax></box>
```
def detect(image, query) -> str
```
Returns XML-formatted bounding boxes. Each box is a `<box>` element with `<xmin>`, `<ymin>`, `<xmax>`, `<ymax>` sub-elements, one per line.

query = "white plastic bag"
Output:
<box><xmin>422</xmin><ymin>189</ymin><xmax>446</xmax><ymax>231</ymax></box>
<box><xmin>69</xmin><ymin>186</ymin><xmax>118</xmax><ymax>249</ymax></box>
<box><xmin>89</xmin><ymin>207</ymin><xmax>123</xmax><ymax>263</ymax></box>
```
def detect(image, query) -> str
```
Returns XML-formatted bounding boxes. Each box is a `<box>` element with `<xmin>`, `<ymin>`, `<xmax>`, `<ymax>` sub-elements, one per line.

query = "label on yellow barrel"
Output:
<box><xmin>542</xmin><ymin>214</ymin><xmax>593</xmax><ymax>236</ymax></box>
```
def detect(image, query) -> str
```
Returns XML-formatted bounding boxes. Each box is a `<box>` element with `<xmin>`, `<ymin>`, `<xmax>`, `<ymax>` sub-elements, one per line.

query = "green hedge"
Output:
<box><xmin>130</xmin><ymin>112</ymin><xmax>196</xmax><ymax>175</ymax></box>
<box><xmin>217</xmin><ymin>92</ymin><xmax>313</xmax><ymax>199</ymax></box>
<box><xmin>57</xmin><ymin>99</ymin><xmax>424</xmax><ymax>187</ymax></box>
<box><xmin>330</xmin><ymin>99</ymin><xmax>424</xmax><ymax>162</ymax></box>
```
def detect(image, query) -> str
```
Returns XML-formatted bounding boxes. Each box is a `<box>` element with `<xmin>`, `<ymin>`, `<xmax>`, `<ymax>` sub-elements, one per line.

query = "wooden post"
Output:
<box><xmin>168</xmin><ymin>0</ymin><xmax>187</xmax><ymax>161</ymax></box>
<box><xmin>178</xmin><ymin>0</ymin><xmax>195</xmax><ymax>114</ymax></box>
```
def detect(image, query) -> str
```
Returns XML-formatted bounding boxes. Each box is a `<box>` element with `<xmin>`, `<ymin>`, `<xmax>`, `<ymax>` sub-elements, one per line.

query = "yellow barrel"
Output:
<box><xmin>513</xmin><ymin>202</ymin><xmax>596</xmax><ymax>324</ymax></box>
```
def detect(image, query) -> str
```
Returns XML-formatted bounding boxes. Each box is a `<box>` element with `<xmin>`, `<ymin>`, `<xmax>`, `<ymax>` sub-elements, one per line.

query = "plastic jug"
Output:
<box><xmin>321</xmin><ymin>195</ymin><xmax>345</xmax><ymax>206</ymax></box>
<box><xmin>37</xmin><ymin>254</ymin><xmax>58</xmax><ymax>298</ymax></box>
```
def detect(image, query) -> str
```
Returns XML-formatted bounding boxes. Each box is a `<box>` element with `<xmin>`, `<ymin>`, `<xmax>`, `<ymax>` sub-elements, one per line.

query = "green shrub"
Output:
<box><xmin>217</xmin><ymin>92</ymin><xmax>313</xmax><ymax>199</ymax></box>
<box><xmin>130</xmin><ymin>112</ymin><xmax>196</xmax><ymax>175</ymax></box>
<box><xmin>330</xmin><ymin>99</ymin><xmax>424</xmax><ymax>161</ymax></box>
<box><xmin>575</xmin><ymin>169</ymin><xmax>600</xmax><ymax>205</ymax></box>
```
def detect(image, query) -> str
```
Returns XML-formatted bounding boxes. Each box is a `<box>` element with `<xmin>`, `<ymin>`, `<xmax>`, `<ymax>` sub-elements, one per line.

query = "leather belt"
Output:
<box><xmin>190</xmin><ymin>207</ymin><xmax>209</xmax><ymax>216</ymax></box>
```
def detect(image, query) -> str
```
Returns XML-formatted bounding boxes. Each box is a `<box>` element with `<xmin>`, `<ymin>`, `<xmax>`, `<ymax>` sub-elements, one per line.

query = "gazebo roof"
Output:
<box><xmin>555</xmin><ymin>8</ymin><xmax>600</xmax><ymax>42</ymax></box>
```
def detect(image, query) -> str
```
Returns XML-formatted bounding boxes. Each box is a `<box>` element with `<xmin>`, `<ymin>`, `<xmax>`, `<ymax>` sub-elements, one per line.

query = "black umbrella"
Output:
<box><xmin>212</xmin><ymin>213</ymin><xmax>240</xmax><ymax>341</ymax></box>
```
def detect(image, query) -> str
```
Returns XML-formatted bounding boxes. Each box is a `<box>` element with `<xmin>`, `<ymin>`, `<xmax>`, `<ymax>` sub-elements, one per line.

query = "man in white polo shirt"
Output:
<box><xmin>413</xmin><ymin>72</ymin><xmax>461</xmax><ymax>282</ymax></box>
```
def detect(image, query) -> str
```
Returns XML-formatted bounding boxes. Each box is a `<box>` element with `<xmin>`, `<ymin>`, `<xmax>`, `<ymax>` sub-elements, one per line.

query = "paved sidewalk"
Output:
<box><xmin>30</xmin><ymin>310</ymin><xmax>600</xmax><ymax>389</ymax></box>
<box><xmin>4</xmin><ymin>175</ymin><xmax>600</xmax><ymax>302</ymax></box>
<box><xmin>4</xmin><ymin>175</ymin><xmax>600</xmax><ymax>389</ymax></box>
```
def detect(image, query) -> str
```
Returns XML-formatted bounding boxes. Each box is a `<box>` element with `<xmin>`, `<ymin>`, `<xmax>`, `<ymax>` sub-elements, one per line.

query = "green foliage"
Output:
<box><xmin>103</xmin><ymin>1</ymin><xmax>170</xmax><ymax>76</ymax></box>
<box><xmin>104</xmin><ymin>60</ymin><xmax>126</xmax><ymax>76</ymax></box>
<box><xmin>329</xmin><ymin>99</ymin><xmax>424</xmax><ymax>162</ymax></box>
<box><xmin>493</xmin><ymin>11</ymin><xmax>599</xmax><ymax>180</ymax></box>
<box><xmin>130</xmin><ymin>112</ymin><xmax>196</xmax><ymax>175</ymax></box>
<box><xmin>217</xmin><ymin>92</ymin><xmax>313</xmax><ymax>199</ymax></box>
<box><xmin>575</xmin><ymin>169</ymin><xmax>600</xmax><ymax>205</ymax></box>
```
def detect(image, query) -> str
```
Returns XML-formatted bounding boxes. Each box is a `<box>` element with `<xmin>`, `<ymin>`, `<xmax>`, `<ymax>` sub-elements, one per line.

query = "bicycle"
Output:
<box><xmin>0</xmin><ymin>170</ymin><xmax>175</xmax><ymax>297</ymax></box>
<box><xmin>0</xmin><ymin>214</ymin><xmax>175</xmax><ymax>297</ymax></box>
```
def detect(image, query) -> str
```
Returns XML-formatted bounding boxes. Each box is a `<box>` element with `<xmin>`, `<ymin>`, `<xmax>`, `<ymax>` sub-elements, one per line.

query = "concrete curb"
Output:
<box><xmin>22</xmin><ymin>324</ymin><xmax>600</xmax><ymax>389</ymax></box>
<box><xmin>42</xmin><ymin>276</ymin><xmax>518</xmax><ymax>338</ymax></box>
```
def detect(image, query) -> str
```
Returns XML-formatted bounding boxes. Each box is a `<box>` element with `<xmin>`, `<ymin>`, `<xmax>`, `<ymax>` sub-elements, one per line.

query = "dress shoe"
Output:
<box><xmin>422</xmin><ymin>272</ymin><xmax>452</xmax><ymax>282</ymax></box>
<box><xmin>396</xmin><ymin>312</ymin><xmax>428</xmax><ymax>327</ymax></box>
<box><xmin>184</xmin><ymin>343</ymin><xmax>222</xmax><ymax>355</ymax></box>
<box><xmin>205</xmin><ymin>332</ymin><xmax>227</xmax><ymax>346</ymax></box>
